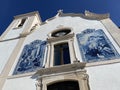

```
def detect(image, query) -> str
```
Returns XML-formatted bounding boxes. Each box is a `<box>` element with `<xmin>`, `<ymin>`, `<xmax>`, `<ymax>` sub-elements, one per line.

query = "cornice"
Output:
<box><xmin>0</xmin><ymin>37</ymin><xmax>20</xmax><ymax>42</ymax></box>
<box><xmin>34</xmin><ymin>62</ymin><xmax>86</xmax><ymax>76</ymax></box>
<box><xmin>42</xmin><ymin>10</ymin><xmax>109</xmax><ymax>24</ymax></box>
<box><xmin>0</xmin><ymin>32</ymin><xmax>30</xmax><ymax>42</ymax></box>
<box><xmin>14</xmin><ymin>11</ymin><xmax>38</xmax><ymax>18</ymax></box>
<box><xmin>12</xmin><ymin>10</ymin><xmax>110</xmax><ymax>27</ymax></box>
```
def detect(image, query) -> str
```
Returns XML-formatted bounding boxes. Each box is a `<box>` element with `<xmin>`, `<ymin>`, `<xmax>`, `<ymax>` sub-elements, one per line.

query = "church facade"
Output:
<box><xmin>0</xmin><ymin>10</ymin><xmax>120</xmax><ymax>90</ymax></box>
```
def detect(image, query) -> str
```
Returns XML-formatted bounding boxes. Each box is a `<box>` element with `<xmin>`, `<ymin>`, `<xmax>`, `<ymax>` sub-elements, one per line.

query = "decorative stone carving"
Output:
<box><xmin>57</xmin><ymin>9</ymin><xmax>63</xmax><ymax>16</ymax></box>
<box><xmin>81</xmin><ymin>74</ymin><xmax>89</xmax><ymax>80</ymax></box>
<box><xmin>36</xmin><ymin>80</ymin><xmax>42</xmax><ymax>90</ymax></box>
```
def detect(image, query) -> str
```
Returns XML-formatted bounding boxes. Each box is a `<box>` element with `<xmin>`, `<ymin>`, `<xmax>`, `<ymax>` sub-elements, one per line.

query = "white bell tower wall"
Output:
<box><xmin>0</xmin><ymin>11</ymin><xmax>41</xmax><ymax>89</ymax></box>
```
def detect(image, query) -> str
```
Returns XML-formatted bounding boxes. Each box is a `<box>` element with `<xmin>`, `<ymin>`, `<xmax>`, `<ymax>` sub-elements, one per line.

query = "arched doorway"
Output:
<box><xmin>47</xmin><ymin>81</ymin><xmax>79</xmax><ymax>90</ymax></box>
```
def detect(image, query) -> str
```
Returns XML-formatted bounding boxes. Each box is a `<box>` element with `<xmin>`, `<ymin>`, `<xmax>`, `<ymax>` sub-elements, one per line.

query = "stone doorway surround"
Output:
<box><xmin>33</xmin><ymin>62</ymin><xmax>90</xmax><ymax>90</ymax></box>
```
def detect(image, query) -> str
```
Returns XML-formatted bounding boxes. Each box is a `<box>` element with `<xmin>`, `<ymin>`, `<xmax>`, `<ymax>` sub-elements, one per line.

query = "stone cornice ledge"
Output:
<box><xmin>39</xmin><ymin>10</ymin><xmax>110</xmax><ymax>25</ymax></box>
<box><xmin>86</xmin><ymin>58</ymin><xmax>120</xmax><ymax>67</ymax></box>
<box><xmin>34</xmin><ymin>62</ymin><xmax>86</xmax><ymax>77</ymax></box>
<box><xmin>7</xmin><ymin>72</ymin><xmax>35</xmax><ymax>79</ymax></box>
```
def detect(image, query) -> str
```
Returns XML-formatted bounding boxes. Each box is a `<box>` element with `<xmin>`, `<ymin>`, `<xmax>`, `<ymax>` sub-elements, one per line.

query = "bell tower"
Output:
<box><xmin>0</xmin><ymin>11</ymin><xmax>41</xmax><ymax>89</ymax></box>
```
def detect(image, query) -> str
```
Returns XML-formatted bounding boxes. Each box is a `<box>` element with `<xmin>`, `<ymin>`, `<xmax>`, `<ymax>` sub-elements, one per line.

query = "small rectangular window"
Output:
<box><xmin>54</xmin><ymin>43</ymin><xmax>70</xmax><ymax>65</ymax></box>
<box><xmin>17</xmin><ymin>18</ymin><xmax>26</xmax><ymax>27</ymax></box>
<box><xmin>13</xmin><ymin>18</ymin><xmax>27</xmax><ymax>29</ymax></box>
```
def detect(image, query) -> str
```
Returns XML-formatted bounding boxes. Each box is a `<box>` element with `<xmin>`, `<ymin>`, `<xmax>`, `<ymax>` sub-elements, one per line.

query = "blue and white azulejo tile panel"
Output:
<box><xmin>13</xmin><ymin>40</ymin><xmax>47</xmax><ymax>75</ymax></box>
<box><xmin>76</xmin><ymin>29</ymin><xmax>120</xmax><ymax>62</ymax></box>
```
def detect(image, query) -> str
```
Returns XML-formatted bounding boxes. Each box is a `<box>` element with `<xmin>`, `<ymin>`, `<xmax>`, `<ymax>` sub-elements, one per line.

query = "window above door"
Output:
<box><xmin>45</xmin><ymin>28</ymin><xmax>77</xmax><ymax>67</ymax></box>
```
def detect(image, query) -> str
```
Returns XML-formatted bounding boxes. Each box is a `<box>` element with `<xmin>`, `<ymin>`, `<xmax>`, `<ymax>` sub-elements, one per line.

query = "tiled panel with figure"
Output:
<box><xmin>76</xmin><ymin>29</ymin><xmax>120</xmax><ymax>62</ymax></box>
<box><xmin>13</xmin><ymin>40</ymin><xmax>47</xmax><ymax>75</ymax></box>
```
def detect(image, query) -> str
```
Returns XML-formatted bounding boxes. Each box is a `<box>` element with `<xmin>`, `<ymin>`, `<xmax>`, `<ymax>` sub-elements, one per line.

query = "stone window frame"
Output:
<box><xmin>45</xmin><ymin>27</ymin><xmax>78</xmax><ymax>67</ymax></box>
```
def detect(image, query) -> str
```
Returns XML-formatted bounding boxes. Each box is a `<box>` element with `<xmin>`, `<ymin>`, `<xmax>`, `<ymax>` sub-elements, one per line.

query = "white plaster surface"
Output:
<box><xmin>0</xmin><ymin>39</ymin><xmax>19</xmax><ymax>74</ymax></box>
<box><xmin>0</xmin><ymin>20</ymin><xmax>26</xmax><ymax>74</ymax></box>
<box><xmin>2</xmin><ymin>76</ymin><xmax>36</xmax><ymax>90</ymax></box>
<box><xmin>87</xmin><ymin>63</ymin><xmax>120</xmax><ymax>90</ymax></box>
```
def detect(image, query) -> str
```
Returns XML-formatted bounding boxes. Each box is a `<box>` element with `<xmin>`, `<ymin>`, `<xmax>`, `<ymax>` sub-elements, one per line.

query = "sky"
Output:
<box><xmin>0</xmin><ymin>0</ymin><xmax>120</xmax><ymax>35</ymax></box>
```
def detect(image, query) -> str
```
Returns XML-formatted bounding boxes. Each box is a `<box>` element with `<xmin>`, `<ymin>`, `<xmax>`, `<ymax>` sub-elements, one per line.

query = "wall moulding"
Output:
<box><xmin>34</xmin><ymin>62</ymin><xmax>90</xmax><ymax>90</ymax></box>
<box><xmin>33</xmin><ymin>62</ymin><xmax>86</xmax><ymax>77</ymax></box>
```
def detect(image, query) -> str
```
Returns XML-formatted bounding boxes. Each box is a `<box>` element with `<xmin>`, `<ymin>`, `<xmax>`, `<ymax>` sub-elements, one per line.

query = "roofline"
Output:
<box><xmin>14</xmin><ymin>11</ymin><xmax>42</xmax><ymax>23</ymax></box>
<box><xmin>44</xmin><ymin>10</ymin><xmax>110</xmax><ymax>23</ymax></box>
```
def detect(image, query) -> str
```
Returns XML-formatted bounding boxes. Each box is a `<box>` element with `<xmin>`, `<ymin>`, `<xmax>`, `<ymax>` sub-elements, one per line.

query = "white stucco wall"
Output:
<box><xmin>0</xmin><ymin>17</ymin><xmax>30</xmax><ymax>74</ymax></box>
<box><xmin>87</xmin><ymin>63</ymin><xmax>120</xmax><ymax>90</ymax></box>
<box><xmin>0</xmin><ymin>28</ymin><xmax>24</xmax><ymax>74</ymax></box>
<box><xmin>2</xmin><ymin>76</ymin><xmax>36</xmax><ymax>90</ymax></box>
<box><xmin>0</xmin><ymin>39</ymin><xmax>19</xmax><ymax>74</ymax></box>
